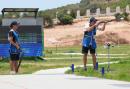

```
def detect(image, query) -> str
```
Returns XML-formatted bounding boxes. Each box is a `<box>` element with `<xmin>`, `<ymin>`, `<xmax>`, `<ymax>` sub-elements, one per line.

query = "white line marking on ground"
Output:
<box><xmin>56</xmin><ymin>53</ymin><xmax>128</xmax><ymax>56</ymax></box>
<box><xmin>44</xmin><ymin>57</ymin><xmax>127</xmax><ymax>60</ymax></box>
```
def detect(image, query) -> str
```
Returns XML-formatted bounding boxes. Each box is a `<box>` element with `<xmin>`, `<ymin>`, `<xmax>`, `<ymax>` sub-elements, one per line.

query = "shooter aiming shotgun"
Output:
<box><xmin>82</xmin><ymin>17</ymin><xmax>116</xmax><ymax>71</ymax></box>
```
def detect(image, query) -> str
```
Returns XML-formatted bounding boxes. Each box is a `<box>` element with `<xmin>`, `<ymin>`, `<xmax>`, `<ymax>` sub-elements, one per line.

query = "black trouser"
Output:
<box><xmin>82</xmin><ymin>45</ymin><xmax>96</xmax><ymax>54</ymax></box>
<box><xmin>10</xmin><ymin>53</ymin><xmax>20</xmax><ymax>61</ymax></box>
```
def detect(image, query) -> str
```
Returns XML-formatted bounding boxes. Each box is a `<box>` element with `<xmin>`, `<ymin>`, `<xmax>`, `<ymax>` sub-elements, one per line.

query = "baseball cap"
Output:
<box><xmin>10</xmin><ymin>21</ymin><xmax>20</xmax><ymax>28</ymax></box>
<box><xmin>89</xmin><ymin>17</ymin><xmax>97</xmax><ymax>23</ymax></box>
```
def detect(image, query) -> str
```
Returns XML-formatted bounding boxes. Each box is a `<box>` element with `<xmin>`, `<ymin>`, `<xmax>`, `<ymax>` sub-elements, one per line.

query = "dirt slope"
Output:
<box><xmin>44</xmin><ymin>17</ymin><xmax>130</xmax><ymax>47</ymax></box>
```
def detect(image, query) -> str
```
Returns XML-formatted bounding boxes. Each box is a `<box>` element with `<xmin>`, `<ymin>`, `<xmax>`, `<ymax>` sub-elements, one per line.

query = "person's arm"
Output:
<box><xmin>98</xmin><ymin>22</ymin><xmax>107</xmax><ymax>31</ymax></box>
<box><xmin>8</xmin><ymin>32</ymin><xmax>20</xmax><ymax>49</ymax></box>
<box><xmin>98</xmin><ymin>19</ymin><xmax>116</xmax><ymax>31</ymax></box>
<box><xmin>105</xmin><ymin>19</ymin><xmax>116</xmax><ymax>23</ymax></box>
<box><xmin>85</xmin><ymin>21</ymin><xmax>105</xmax><ymax>32</ymax></box>
<box><xmin>101</xmin><ymin>22</ymin><xmax>107</xmax><ymax>31</ymax></box>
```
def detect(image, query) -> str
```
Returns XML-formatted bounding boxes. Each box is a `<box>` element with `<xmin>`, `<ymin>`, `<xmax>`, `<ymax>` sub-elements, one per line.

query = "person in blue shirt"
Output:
<box><xmin>82</xmin><ymin>17</ymin><xmax>107</xmax><ymax>71</ymax></box>
<box><xmin>8</xmin><ymin>21</ymin><xmax>20</xmax><ymax>74</ymax></box>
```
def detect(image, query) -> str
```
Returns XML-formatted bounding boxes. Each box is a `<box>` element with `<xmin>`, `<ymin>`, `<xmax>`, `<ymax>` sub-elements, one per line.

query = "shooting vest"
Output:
<box><xmin>8</xmin><ymin>29</ymin><xmax>20</xmax><ymax>54</ymax></box>
<box><xmin>82</xmin><ymin>27</ymin><xmax>97</xmax><ymax>49</ymax></box>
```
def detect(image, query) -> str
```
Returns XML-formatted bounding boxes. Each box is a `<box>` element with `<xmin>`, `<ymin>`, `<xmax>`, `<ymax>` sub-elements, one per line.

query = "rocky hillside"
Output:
<box><xmin>41</xmin><ymin>0</ymin><xmax>130</xmax><ymax>18</ymax></box>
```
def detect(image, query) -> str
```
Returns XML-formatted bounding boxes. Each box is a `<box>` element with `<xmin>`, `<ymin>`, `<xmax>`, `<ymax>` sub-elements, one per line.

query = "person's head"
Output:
<box><xmin>89</xmin><ymin>17</ymin><xmax>97</xmax><ymax>26</ymax></box>
<box><xmin>10</xmin><ymin>21</ymin><xmax>20</xmax><ymax>30</ymax></box>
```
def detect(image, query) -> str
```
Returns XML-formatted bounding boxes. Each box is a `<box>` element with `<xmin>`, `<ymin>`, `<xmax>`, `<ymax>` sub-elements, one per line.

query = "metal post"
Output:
<box><xmin>95</xmin><ymin>51</ymin><xmax>98</xmax><ymax>70</ymax></box>
<box><xmin>101</xmin><ymin>67</ymin><xmax>105</xmax><ymax>77</ymax></box>
<box><xmin>71</xmin><ymin>64</ymin><xmax>75</xmax><ymax>73</ymax></box>
<box><xmin>96</xmin><ymin>62</ymin><xmax>98</xmax><ymax>70</ymax></box>
<box><xmin>107</xmin><ymin>46</ymin><xmax>110</xmax><ymax>72</ymax></box>
<box><xmin>56</xmin><ymin>44</ymin><xmax>57</xmax><ymax>53</ymax></box>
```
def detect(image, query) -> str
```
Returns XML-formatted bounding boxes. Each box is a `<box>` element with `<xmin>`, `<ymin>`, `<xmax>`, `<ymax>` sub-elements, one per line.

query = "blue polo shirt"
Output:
<box><xmin>82</xmin><ymin>27</ymin><xmax>97</xmax><ymax>49</ymax></box>
<box><xmin>8</xmin><ymin>29</ymin><xmax>20</xmax><ymax>54</ymax></box>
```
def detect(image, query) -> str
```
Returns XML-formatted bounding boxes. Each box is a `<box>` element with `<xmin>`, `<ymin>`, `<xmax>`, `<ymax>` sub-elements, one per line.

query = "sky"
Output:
<box><xmin>0</xmin><ymin>0</ymin><xmax>81</xmax><ymax>14</ymax></box>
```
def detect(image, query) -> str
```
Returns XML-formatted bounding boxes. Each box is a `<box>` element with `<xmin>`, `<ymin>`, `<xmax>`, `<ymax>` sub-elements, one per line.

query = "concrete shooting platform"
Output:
<box><xmin>0</xmin><ymin>68</ymin><xmax>130</xmax><ymax>89</ymax></box>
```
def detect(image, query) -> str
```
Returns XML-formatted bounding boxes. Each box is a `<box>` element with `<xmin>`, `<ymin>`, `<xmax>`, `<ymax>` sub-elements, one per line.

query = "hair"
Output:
<box><xmin>10</xmin><ymin>25</ymin><xmax>13</xmax><ymax>29</ymax></box>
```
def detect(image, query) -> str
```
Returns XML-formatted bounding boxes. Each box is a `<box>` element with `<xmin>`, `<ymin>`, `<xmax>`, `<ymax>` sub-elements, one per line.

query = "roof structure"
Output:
<box><xmin>1</xmin><ymin>8</ymin><xmax>39</xmax><ymax>18</ymax></box>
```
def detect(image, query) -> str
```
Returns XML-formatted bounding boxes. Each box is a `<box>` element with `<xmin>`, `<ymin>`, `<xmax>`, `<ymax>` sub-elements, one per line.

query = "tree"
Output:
<box><xmin>80</xmin><ymin>0</ymin><xmax>90</xmax><ymax>7</ymax></box>
<box><xmin>70</xmin><ymin>10</ymin><xmax>76</xmax><ymax>18</ymax></box>
<box><xmin>43</xmin><ymin>14</ymin><xmax>53</xmax><ymax>28</ymax></box>
<box><xmin>0</xmin><ymin>19</ymin><xmax>2</xmax><ymax>26</ymax></box>
<box><xmin>38</xmin><ymin>11</ymin><xmax>54</xmax><ymax>28</ymax></box>
<box><xmin>106</xmin><ymin>0</ymin><xmax>111</xmax><ymax>3</ymax></box>
<box><xmin>90</xmin><ymin>4</ymin><xmax>98</xmax><ymax>13</ymax></box>
<box><xmin>122</xmin><ymin>12</ymin><xmax>129</xmax><ymax>21</ymax></box>
<box><xmin>0</xmin><ymin>15</ymin><xmax>2</xmax><ymax>26</ymax></box>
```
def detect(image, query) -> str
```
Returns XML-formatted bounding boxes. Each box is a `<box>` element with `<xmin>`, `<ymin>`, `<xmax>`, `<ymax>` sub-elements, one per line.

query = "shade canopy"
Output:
<box><xmin>1</xmin><ymin>8</ymin><xmax>39</xmax><ymax>18</ymax></box>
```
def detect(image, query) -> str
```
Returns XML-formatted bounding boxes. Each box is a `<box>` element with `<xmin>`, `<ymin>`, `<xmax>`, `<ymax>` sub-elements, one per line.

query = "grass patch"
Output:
<box><xmin>0</xmin><ymin>44</ymin><xmax>130</xmax><ymax>75</ymax></box>
<box><xmin>0</xmin><ymin>57</ymin><xmax>82</xmax><ymax>74</ymax></box>
<box><xmin>45</xmin><ymin>44</ymin><xmax>130</xmax><ymax>55</ymax></box>
<box><xmin>0</xmin><ymin>60</ymin><xmax>68</xmax><ymax>75</ymax></box>
<box><xmin>65</xmin><ymin>58</ymin><xmax>130</xmax><ymax>82</ymax></box>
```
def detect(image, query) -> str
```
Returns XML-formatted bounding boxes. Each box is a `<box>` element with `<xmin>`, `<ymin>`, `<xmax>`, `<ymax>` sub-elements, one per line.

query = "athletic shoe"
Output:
<box><xmin>84</xmin><ymin>66</ymin><xmax>87</xmax><ymax>71</ymax></box>
<box><xmin>93</xmin><ymin>66</ymin><xmax>97</xmax><ymax>71</ymax></box>
<box><xmin>10</xmin><ymin>71</ymin><xmax>16</xmax><ymax>75</ymax></box>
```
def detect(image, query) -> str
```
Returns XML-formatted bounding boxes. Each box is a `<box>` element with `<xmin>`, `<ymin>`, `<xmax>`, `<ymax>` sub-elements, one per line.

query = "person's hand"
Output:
<box><xmin>95</xmin><ymin>21</ymin><xmax>106</xmax><ymax>26</ymax></box>
<box><xmin>104</xmin><ymin>21</ymin><xmax>108</xmax><ymax>25</ymax></box>
<box><xmin>95</xmin><ymin>21</ymin><xmax>101</xmax><ymax>26</ymax></box>
<box><xmin>16</xmin><ymin>45</ymin><xmax>20</xmax><ymax>49</ymax></box>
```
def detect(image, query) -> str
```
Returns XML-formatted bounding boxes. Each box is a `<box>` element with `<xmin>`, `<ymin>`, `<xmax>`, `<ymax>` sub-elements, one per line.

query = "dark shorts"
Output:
<box><xmin>82</xmin><ymin>45</ymin><xmax>96</xmax><ymax>54</ymax></box>
<box><xmin>10</xmin><ymin>53</ymin><xmax>20</xmax><ymax>61</ymax></box>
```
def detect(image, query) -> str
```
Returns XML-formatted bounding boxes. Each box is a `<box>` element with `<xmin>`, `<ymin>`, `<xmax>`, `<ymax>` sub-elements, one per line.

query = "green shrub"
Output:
<box><xmin>114</xmin><ymin>13</ymin><xmax>122</xmax><ymax>21</ymax></box>
<box><xmin>43</xmin><ymin>15</ymin><xmax>53</xmax><ymax>28</ymax></box>
<box><xmin>58</xmin><ymin>14</ymin><xmax>74</xmax><ymax>25</ymax></box>
<box><xmin>122</xmin><ymin>12</ymin><xmax>129</xmax><ymax>21</ymax></box>
<box><xmin>115</xmin><ymin>12</ymin><xmax>129</xmax><ymax>21</ymax></box>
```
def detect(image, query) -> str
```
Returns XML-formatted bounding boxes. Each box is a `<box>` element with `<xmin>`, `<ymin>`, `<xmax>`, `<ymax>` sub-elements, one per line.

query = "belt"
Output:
<box><xmin>84</xmin><ymin>35</ymin><xmax>95</xmax><ymax>39</ymax></box>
